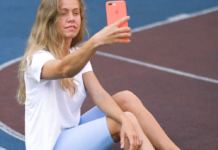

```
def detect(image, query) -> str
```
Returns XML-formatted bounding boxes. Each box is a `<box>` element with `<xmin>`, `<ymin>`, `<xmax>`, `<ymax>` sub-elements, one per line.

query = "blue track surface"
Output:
<box><xmin>0</xmin><ymin>0</ymin><xmax>217</xmax><ymax>65</ymax></box>
<box><xmin>0</xmin><ymin>130</ymin><xmax>24</xmax><ymax>150</ymax></box>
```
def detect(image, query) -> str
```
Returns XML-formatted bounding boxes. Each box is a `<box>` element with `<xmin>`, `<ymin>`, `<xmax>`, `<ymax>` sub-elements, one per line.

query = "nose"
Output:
<box><xmin>67</xmin><ymin>12</ymin><xmax>75</xmax><ymax>22</ymax></box>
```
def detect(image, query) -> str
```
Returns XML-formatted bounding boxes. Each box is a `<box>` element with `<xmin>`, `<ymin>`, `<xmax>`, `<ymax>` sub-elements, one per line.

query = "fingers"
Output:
<box><xmin>121</xmin><ymin>134</ymin><xmax>142</xmax><ymax>150</ymax></box>
<box><xmin>114</xmin><ymin>16</ymin><xmax>130</xmax><ymax>27</ymax></box>
<box><xmin>128</xmin><ymin>135</ymin><xmax>137</xmax><ymax>150</ymax></box>
<box><xmin>137</xmin><ymin>136</ymin><xmax>143</xmax><ymax>147</ymax></box>
<box><xmin>114</xmin><ymin>32</ymin><xmax>132</xmax><ymax>39</ymax></box>
<box><xmin>138</xmin><ymin>137</ymin><xmax>143</xmax><ymax>146</ymax></box>
<box><xmin>127</xmin><ymin>135</ymin><xmax>143</xmax><ymax>150</ymax></box>
<box><xmin>114</xmin><ymin>38</ymin><xmax>131</xmax><ymax>44</ymax></box>
<box><xmin>120</xmin><ymin>132</ymin><xmax>125</xmax><ymax>149</ymax></box>
<box><xmin>115</xmin><ymin>27</ymin><xmax>131</xmax><ymax>33</ymax></box>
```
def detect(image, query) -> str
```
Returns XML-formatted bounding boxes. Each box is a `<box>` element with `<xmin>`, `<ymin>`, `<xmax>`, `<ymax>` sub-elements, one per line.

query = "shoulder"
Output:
<box><xmin>33</xmin><ymin>49</ymin><xmax>54</xmax><ymax>56</ymax></box>
<box><xmin>27</xmin><ymin>50</ymin><xmax>55</xmax><ymax>60</ymax></box>
<box><xmin>26</xmin><ymin>50</ymin><xmax>55</xmax><ymax>67</ymax></box>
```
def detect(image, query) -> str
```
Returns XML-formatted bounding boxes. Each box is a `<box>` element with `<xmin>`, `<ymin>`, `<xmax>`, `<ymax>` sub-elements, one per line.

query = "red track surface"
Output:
<box><xmin>0</xmin><ymin>11</ymin><xmax>218</xmax><ymax>150</ymax></box>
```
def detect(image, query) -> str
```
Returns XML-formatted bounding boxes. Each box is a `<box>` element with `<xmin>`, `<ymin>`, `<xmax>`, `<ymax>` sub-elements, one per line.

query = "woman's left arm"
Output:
<box><xmin>83</xmin><ymin>71</ymin><xmax>140</xmax><ymax>149</ymax></box>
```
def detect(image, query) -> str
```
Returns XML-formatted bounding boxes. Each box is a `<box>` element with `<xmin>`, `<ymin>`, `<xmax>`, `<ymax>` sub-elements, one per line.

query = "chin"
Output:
<box><xmin>65</xmin><ymin>33</ymin><xmax>78</xmax><ymax>39</ymax></box>
<box><xmin>65</xmin><ymin>35</ymin><xmax>77</xmax><ymax>39</ymax></box>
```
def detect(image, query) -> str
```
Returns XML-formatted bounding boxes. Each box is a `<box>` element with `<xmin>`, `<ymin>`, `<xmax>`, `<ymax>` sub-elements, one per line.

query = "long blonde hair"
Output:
<box><xmin>17</xmin><ymin>0</ymin><xmax>89</xmax><ymax>105</ymax></box>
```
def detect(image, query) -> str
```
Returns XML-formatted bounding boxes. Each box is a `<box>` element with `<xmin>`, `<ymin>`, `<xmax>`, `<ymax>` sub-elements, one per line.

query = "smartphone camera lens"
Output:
<box><xmin>109</xmin><ymin>3</ymin><xmax>116</xmax><ymax>6</ymax></box>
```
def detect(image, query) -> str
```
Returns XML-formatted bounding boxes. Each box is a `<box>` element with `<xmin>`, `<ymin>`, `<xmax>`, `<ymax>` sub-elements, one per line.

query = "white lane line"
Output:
<box><xmin>0</xmin><ymin>121</ymin><xmax>25</xmax><ymax>141</ymax></box>
<box><xmin>96</xmin><ymin>51</ymin><xmax>218</xmax><ymax>84</ymax></box>
<box><xmin>0</xmin><ymin>57</ymin><xmax>22</xmax><ymax>71</ymax></box>
<box><xmin>167</xmin><ymin>14</ymin><xmax>190</xmax><ymax>22</ymax></box>
<box><xmin>131</xmin><ymin>6</ymin><xmax>218</xmax><ymax>33</ymax></box>
<box><xmin>0</xmin><ymin>148</ymin><xmax>6</xmax><ymax>150</ymax></box>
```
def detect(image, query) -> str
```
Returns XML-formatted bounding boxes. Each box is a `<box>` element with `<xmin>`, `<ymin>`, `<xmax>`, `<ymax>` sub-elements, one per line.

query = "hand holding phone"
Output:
<box><xmin>106</xmin><ymin>1</ymin><xmax>129</xmax><ymax>40</ymax></box>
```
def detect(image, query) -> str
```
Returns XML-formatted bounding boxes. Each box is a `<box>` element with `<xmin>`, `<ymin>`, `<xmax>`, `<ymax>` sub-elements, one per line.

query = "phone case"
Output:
<box><xmin>106</xmin><ymin>1</ymin><xmax>129</xmax><ymax>40</ymax></box>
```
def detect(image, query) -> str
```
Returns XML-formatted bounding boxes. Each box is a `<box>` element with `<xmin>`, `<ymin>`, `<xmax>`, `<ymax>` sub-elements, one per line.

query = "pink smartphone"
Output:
<box><xmin>106</xmin><ymin>1</ymin><xmax>129</xmax><ymax>40</ymax></box>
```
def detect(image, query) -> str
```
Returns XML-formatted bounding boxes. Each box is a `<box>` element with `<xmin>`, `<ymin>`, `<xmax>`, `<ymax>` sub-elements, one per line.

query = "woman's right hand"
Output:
<box><xmin>92</xmin><ymin>16</ymin><xmax>132</xmax><ymax>47</ymax></box>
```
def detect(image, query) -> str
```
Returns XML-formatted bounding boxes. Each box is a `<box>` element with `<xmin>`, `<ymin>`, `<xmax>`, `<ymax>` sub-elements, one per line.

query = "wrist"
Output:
<box><xmin>81</xmin><ymin>36</ymin><xmax>101</xmax><ymax>54</ymax></box>
<box><xmin>120</xmin><ymin>114</ymin><xmax>129</xmax><ymax>124</ymax></box>
<box><xmin>90</xmin><ymin>34</ymin><xmax>103</xmax><ymax>48</ymax></box>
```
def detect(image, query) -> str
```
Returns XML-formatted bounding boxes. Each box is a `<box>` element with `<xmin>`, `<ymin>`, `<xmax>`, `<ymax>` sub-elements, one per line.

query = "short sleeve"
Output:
<box><xmin>81</xmin><ymin>61</ymin><xmax>93</xmax><ymax>74</ymax></box>
<box><xmin>26</xmin><ymin>50</ymin><xmax>55</xmax><ymax>84</ymax></box>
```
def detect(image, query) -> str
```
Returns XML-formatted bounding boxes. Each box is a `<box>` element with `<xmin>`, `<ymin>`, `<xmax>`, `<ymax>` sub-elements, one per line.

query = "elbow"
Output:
<box><xmin>56</xmin><ymin>60</ymin><xmax>75</xmax><ymax>78</ymax></box>
<box><xmin>58</xmin><ymin>60</ymin><xmax>82</xmax><ymax>78</ymax></box>
<box><xmin>62</xmin><ymin>67</ymin><xmax>73</xmax><ymax>78</ymax></box>
<box><xmin>61</xmin><ymin>66</ymin><xmax>79</xmax><ymax>78</ymax></box>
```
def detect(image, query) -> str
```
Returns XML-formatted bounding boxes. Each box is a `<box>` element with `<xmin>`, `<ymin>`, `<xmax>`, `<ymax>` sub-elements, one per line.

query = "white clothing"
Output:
<box><xmin>24</xmin><ymin>47</ymin><xmax>93</xmax><ymax>150</ymax></box>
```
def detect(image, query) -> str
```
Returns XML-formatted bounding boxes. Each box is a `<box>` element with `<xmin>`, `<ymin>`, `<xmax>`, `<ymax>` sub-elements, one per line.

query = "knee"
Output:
<box><xmin>113</xmin><ymin>90</ymin><xmax>141</xmax><ymax>106</ymax></box>
<box><xmin>124</xmin><ymin>111</ymin><xmax>137</xmax><ymax>123</ymax></box>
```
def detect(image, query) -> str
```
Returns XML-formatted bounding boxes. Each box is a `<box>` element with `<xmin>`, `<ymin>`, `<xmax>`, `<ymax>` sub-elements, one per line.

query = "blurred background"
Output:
<box><xmin>0</xmin><ymin>0</ymin><xmax>218</xmax><ymax>150</ymax></box>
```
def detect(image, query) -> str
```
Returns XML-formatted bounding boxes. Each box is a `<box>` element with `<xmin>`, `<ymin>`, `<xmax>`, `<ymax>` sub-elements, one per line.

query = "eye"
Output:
<box><xmin>60</xmin><ymin>11</ymin><xmax>67</xmax><ymax>15</ymax></box>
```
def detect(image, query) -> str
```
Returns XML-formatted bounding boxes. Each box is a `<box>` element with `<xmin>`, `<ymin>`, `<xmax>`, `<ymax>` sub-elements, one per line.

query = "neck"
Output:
<box><xmin>64</xmin><ymin>38</ymin><xmax>72</xmax><ymax>56</ymax></box>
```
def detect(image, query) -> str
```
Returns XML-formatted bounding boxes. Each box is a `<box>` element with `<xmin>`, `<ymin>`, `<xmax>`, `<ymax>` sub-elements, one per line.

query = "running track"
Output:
<box><xmin>0</xmin><ymin>0</ymin><xmax>218</xmax><ymax>150</ymax></box>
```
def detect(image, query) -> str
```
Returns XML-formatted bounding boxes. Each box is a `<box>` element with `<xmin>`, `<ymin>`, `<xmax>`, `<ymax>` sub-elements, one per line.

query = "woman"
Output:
<box><xmin>17</xmin><ymin>0</ymin><xmax>180</xmax><ymax>150</ymax></box>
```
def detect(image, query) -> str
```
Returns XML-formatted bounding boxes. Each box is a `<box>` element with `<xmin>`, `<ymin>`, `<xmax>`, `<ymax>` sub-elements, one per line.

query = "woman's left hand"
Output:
<box><xmin>120</xmin><ymin>118</ymin><xmax>142</xmax><ymax>150</ymax></box>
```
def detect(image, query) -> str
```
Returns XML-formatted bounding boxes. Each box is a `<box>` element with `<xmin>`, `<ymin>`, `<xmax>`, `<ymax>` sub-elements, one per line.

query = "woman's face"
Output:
<box><xmin>57</xmin><ymin>0</ymin><xmax>81</xmax><ymax>39</ymax></box>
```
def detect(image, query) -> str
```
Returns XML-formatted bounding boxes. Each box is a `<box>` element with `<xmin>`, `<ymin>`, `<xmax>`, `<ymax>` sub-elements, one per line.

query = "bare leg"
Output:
<box><xmin>112</xmin><ymin>91</ymin><xmax>180</xmax><ymax>150</ymax></box>
<box><xmin>124</xmin><ymin>112</ymin><xmax>155</xmax><ymax>150</ymax></box>
<box><xmin>106</xmin><ymin>112</ymin><xmax>155</xmax><ymax>150</ymax></box>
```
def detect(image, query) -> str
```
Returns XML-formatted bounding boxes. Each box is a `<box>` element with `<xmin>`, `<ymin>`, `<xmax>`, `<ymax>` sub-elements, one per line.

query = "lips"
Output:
<box><xmin>65</xmin><ymin>25</ymin><xmax>77</xmax><ymax>29</ymax></box>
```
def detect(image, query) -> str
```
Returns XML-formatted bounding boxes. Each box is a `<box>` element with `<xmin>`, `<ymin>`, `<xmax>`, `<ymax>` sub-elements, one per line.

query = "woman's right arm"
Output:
<box><xmin>41</xmin><ymin>16</ymin><xmax>131</xmax><ymax>80</ymax></box>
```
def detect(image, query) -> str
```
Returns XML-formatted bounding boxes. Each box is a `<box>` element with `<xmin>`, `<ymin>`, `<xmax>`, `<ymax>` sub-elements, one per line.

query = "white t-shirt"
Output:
<box><xmin>24</xmin><ymin>47</ymin><xmax>93</xmax><ymax>150</ymax></box>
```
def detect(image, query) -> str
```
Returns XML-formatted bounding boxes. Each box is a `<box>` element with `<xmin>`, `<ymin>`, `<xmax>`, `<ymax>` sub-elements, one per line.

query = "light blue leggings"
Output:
<box><xmin>53</xmin><ymin>106</ymin><xmax>115</xmax><ymax>150</ymax></box>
